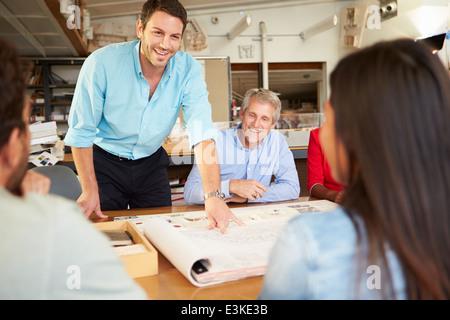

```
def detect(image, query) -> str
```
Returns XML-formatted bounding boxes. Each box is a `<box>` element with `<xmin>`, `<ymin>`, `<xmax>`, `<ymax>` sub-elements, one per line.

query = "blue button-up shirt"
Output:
<box><xmin>184</xmin><ymin>125</ymin><xmax>300</xmax><ymax>204</ymax></box>
<box><xmin>64</xmin><ymin>40</ymin><xmax>217</xmax><ymax>160</ymax></box>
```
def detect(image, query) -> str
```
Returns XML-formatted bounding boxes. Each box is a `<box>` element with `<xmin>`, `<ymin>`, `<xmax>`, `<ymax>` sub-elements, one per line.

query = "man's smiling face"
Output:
<box><xmin>137</xmin><ymin>10</ymin><xmax>183</xmax><ymax>69</ymax></box>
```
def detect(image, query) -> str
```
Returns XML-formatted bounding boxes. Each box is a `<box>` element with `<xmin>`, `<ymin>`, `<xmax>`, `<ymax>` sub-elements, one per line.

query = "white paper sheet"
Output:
<box><xmin>139</xmin><ymin>200</ymin><xmax>338</xmax><ymax>287</ymax></box>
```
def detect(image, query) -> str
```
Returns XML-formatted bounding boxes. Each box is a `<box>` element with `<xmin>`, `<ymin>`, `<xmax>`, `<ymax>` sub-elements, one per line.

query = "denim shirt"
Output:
<box><xmin>259</xmin><ymin>207</ymin><xmax>407</xmax><ymax>299</ymax></box>
<box><xmin>65</xmin><ymin>40</ymin><xmax>217</xmax><ymax>160</ymax></box>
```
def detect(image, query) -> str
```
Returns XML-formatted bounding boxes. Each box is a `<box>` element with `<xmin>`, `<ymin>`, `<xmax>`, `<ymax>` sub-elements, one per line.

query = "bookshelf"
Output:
<box><xmin>26</xmin><ymin>58</ymin><xmax>85</xmax><ymax>123</ymax></box>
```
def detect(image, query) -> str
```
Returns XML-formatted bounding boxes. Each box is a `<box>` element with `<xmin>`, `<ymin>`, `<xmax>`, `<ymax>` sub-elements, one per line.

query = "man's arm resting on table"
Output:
<box><xmin>71</xmin><ymin>146</ymin><xmax>107</xmax><ymax>218</ymax></box>
<box><xmin>229</xmin><ymin>179</ymin><xmax>268</xmax><ymax>202</ymax></box>
<box><xmin>193</xmin><ymin>139</ymin><xmax>244</xmax><ymax>233</ymax></box>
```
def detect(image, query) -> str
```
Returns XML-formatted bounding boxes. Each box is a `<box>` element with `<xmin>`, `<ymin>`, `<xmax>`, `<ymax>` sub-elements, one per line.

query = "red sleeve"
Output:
<box><xmin>307</xmin><ymin>128</ymin><xmax>325</xmax><ymax>193</ymax></box>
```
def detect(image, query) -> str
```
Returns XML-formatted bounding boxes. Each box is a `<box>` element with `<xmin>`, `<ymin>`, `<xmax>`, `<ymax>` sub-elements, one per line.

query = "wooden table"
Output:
<box><xmin>90</xmin><ymin>200</ymin><xmax>308</xmax><ymax>300</ymax></box>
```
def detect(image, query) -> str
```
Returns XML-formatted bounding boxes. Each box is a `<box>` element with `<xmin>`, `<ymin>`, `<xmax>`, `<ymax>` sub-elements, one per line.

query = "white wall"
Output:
<box><xmin>186</xmin><ymin>0</ymin><xmax>448</xmax><ymax>68</ymax></box>
<box><xmin>189</xmin><ymin>2</ymin><xmax>345</xmax><ymax>62</ymax></box>
<box><xmin>91</xmin><ymin>0</ymin><xmax>449</xmax><ymax>91</ymax></box>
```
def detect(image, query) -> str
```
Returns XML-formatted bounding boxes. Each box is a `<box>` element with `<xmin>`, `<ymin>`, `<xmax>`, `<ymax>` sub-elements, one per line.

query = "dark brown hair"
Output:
<box><xmin>330</xmin><ymin>39</ymin><xmax>450</xmax><ymax>299</ymax></box>
<box><xmin>0</xmin><ymin>38</ymin><xmax>26</xmax><ymax>149</ymax></box>
<box><xmin>140</xmin><ymin>0</ymin><xmax>188</xmax><ymax>33</ymax></box>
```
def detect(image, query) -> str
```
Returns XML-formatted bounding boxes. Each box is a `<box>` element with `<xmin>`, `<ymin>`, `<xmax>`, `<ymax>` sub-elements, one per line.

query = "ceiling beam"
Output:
<box><xmin>42</xmin><ymin>0</ymin><xmax>89</xmax><ymax>57</ymax></box>
<box><xmin>86</xmin><ymin>1</ymin><xmax>143</xmax><ymax>19</ymax></box>
<box><xmin>0</xmin><ymin>2</ymin><xmax>47</xmax><ymax>57</ymax></box>
<box><xmin>87</xmin><ymin>0</ymin><xmax>144</xmax><ymax>8</ymax></box>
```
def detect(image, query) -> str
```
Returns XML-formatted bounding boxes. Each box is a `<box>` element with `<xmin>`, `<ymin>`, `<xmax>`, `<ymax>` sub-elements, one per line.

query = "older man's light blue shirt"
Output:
<box><xmin>65</xmin><ymin>40</ymin><xmax>217</xmax><ymax>160</ymax></box>
<box><xmin>183</xmin><ymin>125</ymin><xmax>300</xmax><ymax>204</ymax></box>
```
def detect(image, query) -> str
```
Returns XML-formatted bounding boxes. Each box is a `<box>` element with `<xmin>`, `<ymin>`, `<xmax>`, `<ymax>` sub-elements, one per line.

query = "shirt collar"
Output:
<box><xmin>133</xmin><ymin>41</ymin><xmax>142</xmax><ymax>76</ymax></box>
<box><xmin>133</xmin><ymin>40</ymin><xmax>173</xmax><ymax>83</ymax></box>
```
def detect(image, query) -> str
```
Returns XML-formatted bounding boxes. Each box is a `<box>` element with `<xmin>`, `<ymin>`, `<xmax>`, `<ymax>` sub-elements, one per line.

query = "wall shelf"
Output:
<box><xmin>26</xmin><ymin>58</ymin><xmax>84</xmax><ymax>122</ymax></box>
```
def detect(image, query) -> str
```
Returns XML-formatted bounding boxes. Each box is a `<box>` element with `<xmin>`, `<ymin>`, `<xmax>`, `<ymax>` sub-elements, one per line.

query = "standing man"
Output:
<box><xmin>65</xmin><ymin>0</ymin><xmax>241</xmax><ymax>233</ymax></box>
<box><xmin>184</xmin><ymin>88</ymin><xmax>300</xmax><ymax>204</ymax></box>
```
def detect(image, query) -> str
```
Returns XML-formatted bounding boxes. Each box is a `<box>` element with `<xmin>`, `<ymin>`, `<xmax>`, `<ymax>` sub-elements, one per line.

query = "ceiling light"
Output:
<box><xmin>227</xmin><ymin>14</ymin><xmax>252</xmax><ymax>40</ymax></box>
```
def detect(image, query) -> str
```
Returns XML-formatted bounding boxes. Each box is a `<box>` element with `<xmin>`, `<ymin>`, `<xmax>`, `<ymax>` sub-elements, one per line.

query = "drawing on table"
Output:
<box><xmin>139</xmin><ymin>200</ymin><xmax>338</xmax><ymax>286</ymax></box>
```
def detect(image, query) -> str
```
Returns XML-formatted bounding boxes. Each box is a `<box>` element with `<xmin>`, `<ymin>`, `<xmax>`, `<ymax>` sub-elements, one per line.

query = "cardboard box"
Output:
<box><xmin>95</xmin><ymin>220</ymin><xmax>158</xmax><ymax>278</ymax></box>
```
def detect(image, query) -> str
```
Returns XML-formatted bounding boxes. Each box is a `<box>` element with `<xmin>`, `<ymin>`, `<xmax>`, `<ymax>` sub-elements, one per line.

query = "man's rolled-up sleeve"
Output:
<box><xmin>64</xmin><ymin>56</ymin><xmax>105</xmax><ymax>148</ymax></box>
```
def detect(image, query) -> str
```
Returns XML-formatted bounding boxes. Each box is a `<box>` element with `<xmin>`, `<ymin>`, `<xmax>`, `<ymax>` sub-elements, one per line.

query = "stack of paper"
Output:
<box><xmin>29</xmin><ymin>121</ymin><xmax>64</xmax><ymax>165</ymax></box>
<box><xmin>141</xmin><ymin>200</ymin><xmax>339</xmax><ymax>287</ymax></box>
<box><xmin>30</xmin><ymin>121</ymin><xmax>58</xmax><ymax>147</ymax></box>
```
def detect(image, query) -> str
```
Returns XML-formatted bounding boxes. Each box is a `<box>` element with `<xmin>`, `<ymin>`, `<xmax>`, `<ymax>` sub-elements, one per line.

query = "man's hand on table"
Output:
<box><xmin>205</xmin><ymin>197</ymin><xmax>244</xmax><ymax>233</ymax></box>
<box><xmin>77</xmin><ymin>190</ymin><xmax>108</xmax><ymax>219</ymax></box>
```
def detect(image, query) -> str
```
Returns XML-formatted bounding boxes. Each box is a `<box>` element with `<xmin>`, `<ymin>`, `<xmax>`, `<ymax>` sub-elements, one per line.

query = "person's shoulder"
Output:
<box><xmin>268</xmin><ymin>129</ymin><xmax>290</xmax><ymax>148</ymax></box>
<box><xmin>217</xmin><ymin>126</ymin><xmax>238</xmax><ymax>145</ymax></box>
<box><xmin>270</xmin><ymin>129</ymin><xmax>286</xmax><ymax>141</ymax></box>
<box><xmin>172</xmin><ymin>51</ymin><xmax>201</xmax><ymax>71</ymax></box>
<box><xmin>173</xmin><ymin>50</ymin><xmax>196</xmax><ymax>62</ymax></box>
<box><xmin>290</xmin><ymin>205</ymin><xmax>349</xmax><ymax>225</ymax></box>
<box><xmin>288</xmin><ymin>205</ymin><xmax>356</xmax><ymax>243</ymax></box>
<box><xmin>309</xmin><ymin>127</ymin><xmax>320</xmax><ymax>140</ymax></box>
<box><xmin>219</xmin><ymin>126</ymin><xmax>236</xmax><ymax>136</ymax></box>
<box><xmin>1</xmin><ymin>192</ymin><xmax>94</xmax><ymax>249</ymax></box>
<box><xmin>24</xmin><ymin>194</ymin><xmax>114</xmax><ymax>262</ymax></box>
<box><xmin>21</xmin><ymin>192</ymin><xmax>93</xmax><ymax>232</ymax></box>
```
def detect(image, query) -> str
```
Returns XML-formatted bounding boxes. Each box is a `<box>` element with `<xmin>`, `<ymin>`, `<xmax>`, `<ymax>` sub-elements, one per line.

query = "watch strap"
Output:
<box><xmin>204</xmin><ymin>189</ymin><xmax>225</xmax><ymax>201</ymax></box>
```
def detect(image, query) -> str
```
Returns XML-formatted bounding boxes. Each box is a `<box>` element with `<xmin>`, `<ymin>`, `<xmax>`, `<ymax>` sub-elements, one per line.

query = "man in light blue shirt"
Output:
<box><xmin>65</xmin><ymin>0</ymin><xmax>242</xmax><ymax>233</ymax></box>
<box><xmin>184</xmin><ymin>88</ymin><xmax>300</xmax><ymax>204</ymax></box>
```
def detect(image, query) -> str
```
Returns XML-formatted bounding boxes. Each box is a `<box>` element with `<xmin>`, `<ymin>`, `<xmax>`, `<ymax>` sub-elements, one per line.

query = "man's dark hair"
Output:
<box><xmin>0</xmin><ymin>38</ymin><xmax>26</xmax><ymax>149</ymax></box>
<box><xmin>140</xmin><ymin>0</ymin><xmax>188</xmax><ymax>33</ymax></box>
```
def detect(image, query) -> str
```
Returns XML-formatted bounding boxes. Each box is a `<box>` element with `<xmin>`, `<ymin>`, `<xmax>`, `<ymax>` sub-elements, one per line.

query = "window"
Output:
<box><xmin>231</xmin><ymin>62</ymin><xmax>326</xmax><ymax>128</ymax></box>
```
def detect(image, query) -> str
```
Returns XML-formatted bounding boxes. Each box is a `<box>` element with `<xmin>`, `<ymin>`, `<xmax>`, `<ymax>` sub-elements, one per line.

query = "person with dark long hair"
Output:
<box><xmin>260</xmin><ymin>38</ymin><xmax>450</xmax><ymax>299</ymax></box>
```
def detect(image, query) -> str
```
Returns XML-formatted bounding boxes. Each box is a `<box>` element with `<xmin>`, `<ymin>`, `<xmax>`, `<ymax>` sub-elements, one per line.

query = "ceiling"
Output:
<box><xmin>87</xmin><ymin>0</ymin><xmax>303</xmax><ymax>19</ymax></box>
<box><xmin>0</xmin><ymin>0</ymin><xmax>327</xmax><ymax>103</ymax></box>
<box><xmin>0</xmin><ymin>0</ymin><xmax>319</xmax><ymax>57</ymax></box>
<box><xmin>0</xmin><ymin>0</ymin><xmax>83</xmax><ymax>57</ymax></box>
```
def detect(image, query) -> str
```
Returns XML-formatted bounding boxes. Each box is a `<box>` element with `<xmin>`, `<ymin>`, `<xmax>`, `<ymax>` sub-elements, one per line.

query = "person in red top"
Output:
<box><xmin>307</xmin><ymin>127</ymin><xmax>344</xmax><ymax>202</ymax></box>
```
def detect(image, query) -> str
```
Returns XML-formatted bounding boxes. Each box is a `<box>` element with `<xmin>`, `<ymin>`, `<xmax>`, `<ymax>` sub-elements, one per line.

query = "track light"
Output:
<box><xmin>379</xmin><ymin>0</ymin><xmax>398</xmax><ymax>21</ymax></box>
<box><xmin>227</xmin><ymin>14</ymin><xmax>251</xmax><ymax>40</ymax></box>
<box><xmin>300</xmin><ymin>14</ymin><xmax>338</xmax><ymax>40</ymax></box>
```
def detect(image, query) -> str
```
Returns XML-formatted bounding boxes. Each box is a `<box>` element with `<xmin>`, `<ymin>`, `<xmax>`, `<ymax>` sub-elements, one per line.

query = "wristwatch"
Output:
<box><xmin>204</xmin><ymin>189</ymin><xmax>226</xmax><ymax>201</ymax></box>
